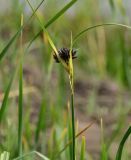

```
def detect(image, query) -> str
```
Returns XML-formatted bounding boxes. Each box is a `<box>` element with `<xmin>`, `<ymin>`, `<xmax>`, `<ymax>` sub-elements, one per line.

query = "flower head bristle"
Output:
<box><xmin>53</xmin><ymin>48</ymin><xmax>77</xmax><ymax>63</ymax></box>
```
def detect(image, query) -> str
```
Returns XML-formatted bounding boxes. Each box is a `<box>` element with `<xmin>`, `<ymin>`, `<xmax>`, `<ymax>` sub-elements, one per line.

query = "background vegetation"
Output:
<box><xmin>0</xmin><ymin>0</ymin><xmax>131</xmax><ymax>160</ymax></box>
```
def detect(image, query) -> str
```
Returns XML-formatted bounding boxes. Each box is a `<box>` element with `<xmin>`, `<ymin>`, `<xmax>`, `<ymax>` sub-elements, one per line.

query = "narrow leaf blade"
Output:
<box><xmin>115</xmin><ymin>126</ymin><xmax>131</xmax><ymax>160</ymax></box>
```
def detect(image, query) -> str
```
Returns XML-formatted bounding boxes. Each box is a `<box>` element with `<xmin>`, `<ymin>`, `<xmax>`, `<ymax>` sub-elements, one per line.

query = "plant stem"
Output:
<box><xmin>71</xmin><ymin>92</ymin><xmax>75</xmax><ymax>160</ymax></box>
<box><xmin>18</xmin><ymin>62</ymin><xmax>23</xmax><ymax>156</ymax></box>
<box><xmin>70</xmin><ymin>75</ymin><xmax>75</xmax><ymax>160</ymax></box>
<box><xmin>18</xmin><ymin>14</ymin><xmax>23</xmax><ymax>156</ymax></box>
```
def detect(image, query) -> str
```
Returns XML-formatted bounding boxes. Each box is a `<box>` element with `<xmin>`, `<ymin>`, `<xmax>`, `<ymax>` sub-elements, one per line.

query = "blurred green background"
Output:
<box><xmin>0</xmin><ymin>0</ymin><xmax>131</xmax><ymax>160</ymax></box>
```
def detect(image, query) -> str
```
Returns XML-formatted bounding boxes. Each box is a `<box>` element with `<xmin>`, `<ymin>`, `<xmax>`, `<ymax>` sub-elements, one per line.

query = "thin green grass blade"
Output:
<box><xmin>0</xmin><ymin>0</ymin><xmax>45</xmax><ymax>62</ymax></box>
<box><xmin>45</xmin><ymin>0</ymin><xmax>77</xmax><ymax>28</ymax></box>
<box><xmin>69</xmin><ymin>33</ymin><xmax>75</xmax><ymax>160</ymax></box>
<box><xmin>73</xmin><ymin>23</ymin><xmax>131</xmax><ymax>44</ymax></box>
<box><xmin>70</xmin><ymin>81</ymin><xmax>75</xmax><ymax>160</ymax></box>
<box><xmin>13</xmin><ymin>151</ymin><xmax>50</xmax><ymax>160</ymax></box>
<box><xmin>80</xmin><ymin>136</ymin><xmax>86</xmax><ymax>160</ymax></box>
<box><xmin>28</xmin><ymin>0</ymin><xmax>45</xmax><ymax>20</ymax></box>
<box><xmin>0</xmin><ymin>70</ymin><xmax>16</xmax><ymax>123</ymax></box>
<box><xmin>0</xmin><ymin>28</ymin><xmax>21</xmax><ymax>62</ymax></box>
<box><xmin>115</xmin><ymin>126</ymin><xmax>131</xmax><ymax>160</ymax></box>
<box><xmin>18</xmin><ymin>64</ymin><xmax>23</xmax><ymax>156</ymax></box>
<box><xmin>26</xmin><ymin>0</ymin><xmax>78</xmax><ymax>50</ymax></box>
<box><xmin>18</xmin><ymin>14</ymin><xmax>24</xmax><ymax>156</ymax></box>
<box><xmin>18</xmin><ymin>58</ymin><xmax>23</xmax><ymax>156</ymax></box>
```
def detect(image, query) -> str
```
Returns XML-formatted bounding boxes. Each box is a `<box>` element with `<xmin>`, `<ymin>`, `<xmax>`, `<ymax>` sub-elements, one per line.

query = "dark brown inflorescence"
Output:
<box><xmin>54</xmin><ymin>48</ymin><xmax>77</xmax><ymax>63</ymax></box>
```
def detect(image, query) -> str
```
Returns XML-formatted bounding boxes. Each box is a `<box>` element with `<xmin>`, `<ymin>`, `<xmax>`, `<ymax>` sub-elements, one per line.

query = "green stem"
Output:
<box><xmin>71</xmin><ymin>92</ymin><xmax>75</xmax><ymax>160</ymax></box>
<box><xmin>18</xmin><ymin>61</ymin><xmax>23</xmax><ymax>156</ymax></box>
<box><xmin>18</xmin><ymin>14</ymin><xmax>23</xmax><ymax>157</ymax></box>
<box><xmin>70</xmin><ymin>75</ymin><xmax>75</xmax><ymax>160</ymax></box>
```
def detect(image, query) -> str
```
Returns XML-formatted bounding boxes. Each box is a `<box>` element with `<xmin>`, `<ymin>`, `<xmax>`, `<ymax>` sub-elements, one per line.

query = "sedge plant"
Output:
<box><xmin>25</xmin><ymin>1</ymin><xmax>131</xmax><ymax>159</ymax></box>
<box><xmin>26</xmin><ymin>1</ymin><xmax>77</xmax><ymax>159</ymax></box>
<box><xmin>1</xmin><ymin>1</ymin><xmax>131</xmax><ymax>159</ymax></box>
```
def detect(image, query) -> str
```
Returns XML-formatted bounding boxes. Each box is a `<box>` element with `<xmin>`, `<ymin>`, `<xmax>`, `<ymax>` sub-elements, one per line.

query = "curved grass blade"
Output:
<box><xmin>26</xmin><ymin>0</ymin><xmax>78</xmax><ymax>50</ymax></box>
<box><xmin>73</xmin><ymin>23</ymin><xmax>131</xmax><ymax>44</ymax></box>
<box><xmin>13</xmin><ymin>151</ymin><xmax>50</xmax><ymax>160</ymax></box>
<box><xmin>0</xmin><ymin>28</ymin><xmax>21</xmax><ymax>62</ymax></box>
<box><xmin>115</xmin><ymin>126</ymin><xmax>131</xmax><ymax>160</ymax></box>
<box><xmin>73</xmin><ymin>22</ymin><xmax>131</xmax><ymax>88</ymax></box>
<box><xmin>0</xmin><ymin>70</ymin><xmax>16</xmax><ymax>123</ymax></box>
<box><xmin>0</xmin><ymin>0</ymin><xmax>45</xmax><ymax>62</ymax></box>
